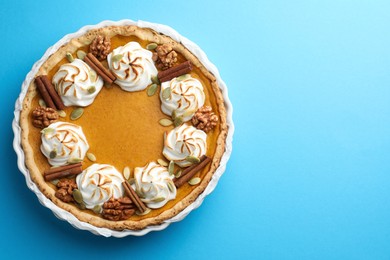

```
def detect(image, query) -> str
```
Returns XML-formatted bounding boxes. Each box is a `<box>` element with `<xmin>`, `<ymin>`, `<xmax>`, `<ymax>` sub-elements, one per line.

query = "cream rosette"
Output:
<box><xmin>76</xmin><ymin>164</ymin><xmax>124</xmax><ymax>210</ymax></box>
<box><xmin>163</xmin><ymin>123</ymin><xmax>207</xmax><ymax>167</ymax></box>
<box><xmin>40</xmin><ymin>122</ymin><xmax>89</xmax><ymax>166</ymax></box>
<box><xmin>133</xmin><ymin>162</ymin><xmax>176</xmax><ymax>209</ymax></box>
<box><xmin>107</xmin><ymin>41</ymin><xmax>157</xmax><ymax>92</ymax></box>
<box><xmin>160</xmin><ymin>75</ymin><xmax>205</xmax><ymax>122</ymax></box>
<box><xmin>52</xmin><ymin>59</ymin><xmax>103</xmax><ymax>107</ymax></box>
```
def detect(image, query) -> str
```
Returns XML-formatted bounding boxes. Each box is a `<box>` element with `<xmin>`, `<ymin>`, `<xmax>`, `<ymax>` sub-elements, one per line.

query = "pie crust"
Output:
<box><xmin>15</xmin><ymin>20</ymin><xmax>232</xmax><ymax>235</ymax></box>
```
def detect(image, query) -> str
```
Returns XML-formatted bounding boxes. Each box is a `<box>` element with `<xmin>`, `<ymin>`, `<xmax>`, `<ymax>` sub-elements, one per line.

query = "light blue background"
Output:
<box><xmin>1</xmin><ymin>0</ymin><xmax>389</xmax><ymax>259</ymax></box>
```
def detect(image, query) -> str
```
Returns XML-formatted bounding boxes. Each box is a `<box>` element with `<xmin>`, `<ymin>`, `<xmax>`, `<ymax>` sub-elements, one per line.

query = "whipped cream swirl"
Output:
<box><xmin>163</xmin><ymin>123</ymin><xmax>207</xmax><ymax>167</ymax></box>
<box><xmin>52</xmin><ymin>59</ymin><xmax>103</xmax><ymax>107</ymax></box>
<box><xmin>107</xmin><ymin>42</ymin><xmax>157</xmax><ymax>92</ymax></box>
<box><xmin>133</xmin><ymin>162</ymin><xmax>176</xmax><ymax>209</ymax></box>
<box><xmin>40</xmin><ymin>122</ymin><xmax>89</xmax><ymax>166</ymax></box>
<box><xmin>76</xmin><ymin>164</ymin><xmax>124</xmax><ymax>210</ymax></box>
<box><xmin>160</xmin><ymin>75</ymin><xmax>205</xmax><ymax>122</ymax></box>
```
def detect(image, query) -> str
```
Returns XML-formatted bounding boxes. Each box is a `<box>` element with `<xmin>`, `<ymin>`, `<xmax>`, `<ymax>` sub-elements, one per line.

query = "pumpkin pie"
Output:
<box><xmin>16</xmin><ymin>21</ymin><xmax>231</xmax><ymax>234</ymax></box>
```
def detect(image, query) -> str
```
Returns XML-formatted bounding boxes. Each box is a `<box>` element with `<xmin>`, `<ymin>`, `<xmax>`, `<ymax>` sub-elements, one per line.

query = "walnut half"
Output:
<box><xmin>55</xmin><ymin>179</ymin><xmax>77</xmax><ymax>203</ymax></box>
<box><xmin>89</xmin><ymin>35</ymin><xmax>111</xmax><ymax>61</ymax></box>
<box><xmin>32</xmin><ymin>107</ymin><xmax>58</xmax><ymax>128</ymax></box>
<box><xmin>102</xmin><ymin>197</ymin><xmax>135</xmax><ymax>221</ymax></box>
<box><xmin>192</xmin><ymin>106</ymin><xmax>219</xmax><ymax>133</ymax></box>
<box><xmin>152</xmin><ymin>43</ymin><xmax>178</xmax><ymax>70</ymax></box>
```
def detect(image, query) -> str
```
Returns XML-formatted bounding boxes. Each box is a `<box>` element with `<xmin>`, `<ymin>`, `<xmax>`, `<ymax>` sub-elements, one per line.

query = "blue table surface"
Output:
<box><xmin>1</xmin><ymin>0</ymin><xmax>389</xmax><ymax>259</ymax></box>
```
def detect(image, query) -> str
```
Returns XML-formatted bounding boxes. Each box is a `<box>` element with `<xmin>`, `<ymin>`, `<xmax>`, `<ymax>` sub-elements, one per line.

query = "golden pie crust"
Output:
<box><xmin>20</xmin><ymin>25</ymin><xmax>228</xmax><ymax>231</ymax></box>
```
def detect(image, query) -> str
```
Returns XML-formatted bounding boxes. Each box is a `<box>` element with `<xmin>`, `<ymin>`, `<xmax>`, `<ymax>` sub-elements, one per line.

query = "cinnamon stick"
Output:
<box><xmin>45</xmin><ymin>163</ymin><xmax>82</xmax><ymax>175</ymax></box>
<box><xmin>159</xmin><ymin>67</ymin><xmax>192</xmax><ymax>83</ymax></box>
<box><xmin>35</xmin><ymin>76</ymin><xmax>56</xmax><ymax>109</ymax></box>
<box><xmin>84</xmin><ymin>56</ymin><xmax>113</xmax><ymax>84</ymax></box>
<box><xmin>40</xmin><ymin>75</ymin><xmax>65</xmax><ymax>110</ymax></box>
<box><xmin>158</xmin><ymin>61</ymin><xmax>192</xmax><ymax>79</ymax></box>
<box><xmin>158</xmin><ymin>61</ymin><xmax>193</xmax><ymax>83</ymax></box>
<box><xmin>87</xmin><ymin>53</ymin><xmax>116</xmax><ymax>81</ymax></box>
<box><xmin>174</xmin><ymin>155</ymin><xmax>211</xmax><ymax>188</ymax></box>
<box><xmin>122</xmin><ymin>181</ymin><xmax>147</xmax><ymax>213</ymax></box>
<box><xmin>84</xmin><ymin>53</ymin><xmax>116</xmax><ymax>84</ymax></box>
<box><xmin>44</xmin><ymin>163</ymin><xmax>83</xmax><ymax>181</ymax></box>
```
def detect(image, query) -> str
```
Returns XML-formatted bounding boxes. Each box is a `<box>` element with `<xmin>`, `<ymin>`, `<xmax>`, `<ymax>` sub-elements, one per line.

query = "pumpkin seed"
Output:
<box><xmin>168</xmin><ymin>161</ymin><xmax>175</xmax><ymax>175</ymax></box>
<box><xmin>87</xmin><ymin>86</ymin><xmax>96</xmax><ymax>94</ymax></box>
<box><xmin>123</xmin><ymin>166</ymin><xmax>131</xmax><ymax>179</ymax></box>
<box><xmin>40</xmin><ymin>127</ymin><xmax>54</xmax><ymax>135</ymax></box>
<box><xmin>50</xmin><ymin>179</ymin><xmax>59</xmax><ymax>186</ymax></box>
<box><xmin>76</xmin><ymin>50</ymin><xmax>86</xmax><ymax>60</ymax></box>
<box><xmin>157</xmin><ymin>159</ymin><xmax>168</xmax><ymax>167</ymax></box>
<box><xmin>152</xmin><ymin>197</ymin><xmax>165</xmax><ymax>203</ymax></box>
<box><xmin>38</xmin><ymin>99</ymin><xmax>47</xmax><ymax>108</ymax></box>
<box><xmin>146</xmin><ymin>43</ymin><xmax>158</xmax><ymax>50</ymax></box>
<box><xmin>162</xmin><ymin>87</ymin><xmax>171</xmax><ymax>99</ymax></box>
<box><xmin>136</xmin><ymin>189</ymin><xmax>146</xmax><ymax>199</ymax></box>
<box><xmin>136</xmin><ymin>207</ymin><xmax>151</xmax><ymax>216</ymax></box>
<box><xmin>89</xmin><ymin>70</ymin><xmax>97</xmax><ymax>82</ymax></box>
<box><xmin>174</xmin><ymin>169</ymin><xmax>182</xmax><ymax>178</ymax></box>
<box><xmin>159</xmin><ymin>118</ymin><xmax>173</xmax><ymax>127</ymax></box>
<box><xmin>49</xmin><ymin>149</ymin><xmax>57</xmax><ymax>159</ymax></box>
<box><xmin>70</xmin><ymin>107</ymin><xmax>84</xmax><ymax>120</ymax></box>
<box><xmin>183</xmin><ymin>109</ymin><xmax>196</xmax><ymax>118</ymax></box>
<box><xmin>68</xmin><ymin>157</ymin><xmax>83</xmax><ymax>164</ymax></box>
<box><xmin>147</xmin><ymin>83</ymin><xmax>158</xmax><ymax>96</ymax></box>
<box><xmin>128</xmin><ymin>178</ymin><xmax>135</xmax><ymax>185</ymax></box>
<box><xmin>86</xmin><ymin>152</ymin><xmax>96</xmax><ymax>162</ymax></box>
<box><xmin>167</xmin><ymin>180</ymin><xmax>176</xmax><ymax>192</ymax></box>
<box><xmin>172</xmin><ymin>109</ymin><xmax>178</xmax><ymax>120</ymax></box>
<box><xmin>92</xmin><ymin>205</ymin><xmax>102</xmax><ymax>214</ymax></box>
<box><xmin>66</xmin><ymin>52</ymin><xmax>74</xmax><ymax>63</ymax></box>
<box><xmin>151</xmin><ymin>75</ymin><xmax>160</xmax><ymax>85</ymax></box>
<box><xmin>77</xmin><ymin>202</ymin><xmax>86</xmax><ymax>210</ymax></box>
<box><xmin>111</xmin><ymin>54</ymin><xmax>123</xmax><ymax>62</ymax></box>
<box><xmin>188</xmin><ymin>177</ymin><xmax>201</xmax><ymax>185</ymax></box>
<box><xmin>57</xmin><ymin>110</ymin><xmax>66</xmax><ymax>118</ymax></box>
<box><xmin>186</xmin><ymin>155</ymin><xmax>200</xmax><ymax>164</ymax></box>
<box><xmin>81</xmin><ymin>39</ymin><xmax>91</xmax><ymax>45</ymax></box>
<box><xmin>176</xmin><ymin>74</ymin><xmax>189</xmax><ymax>81</ymax></box>
<box><xmin>72</xmin><ymin>189</ymin><xmax>83</xmax><ymax>204</ymax></box>
<box><xmin>173</xmin><ymin>116</ymin><xmax>183</xmax><ymax>127</ymax></box>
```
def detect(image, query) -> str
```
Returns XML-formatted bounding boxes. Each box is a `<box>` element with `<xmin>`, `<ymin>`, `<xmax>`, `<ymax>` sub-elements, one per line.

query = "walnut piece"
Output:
<box><xmin>152</xmin><ymin>43</ymin><xmax>178</xmax><ymax>70</ymax></box>
<box><xmin>191</xmin><ymin>106</ymin><xmax>219</xmax><ymax>133</ymax></box>
<box><xmin>102</xmin><ymin>197</ymin><xmax>135</xmax><ymax>221</ymax></box>
<box><xmin>89</xmin><ymin>35</ymin><xmax>111</xmax><ymax>61</ymax></box>
<box><xmin>32</xmin><ymin>107</ymin><xmax>58</xmax><ymax>129</ymax></box>
<box><xmin>55</xmin><ymin>179</ymin><xmax>77</xmax><ymax>203</ymax></box>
